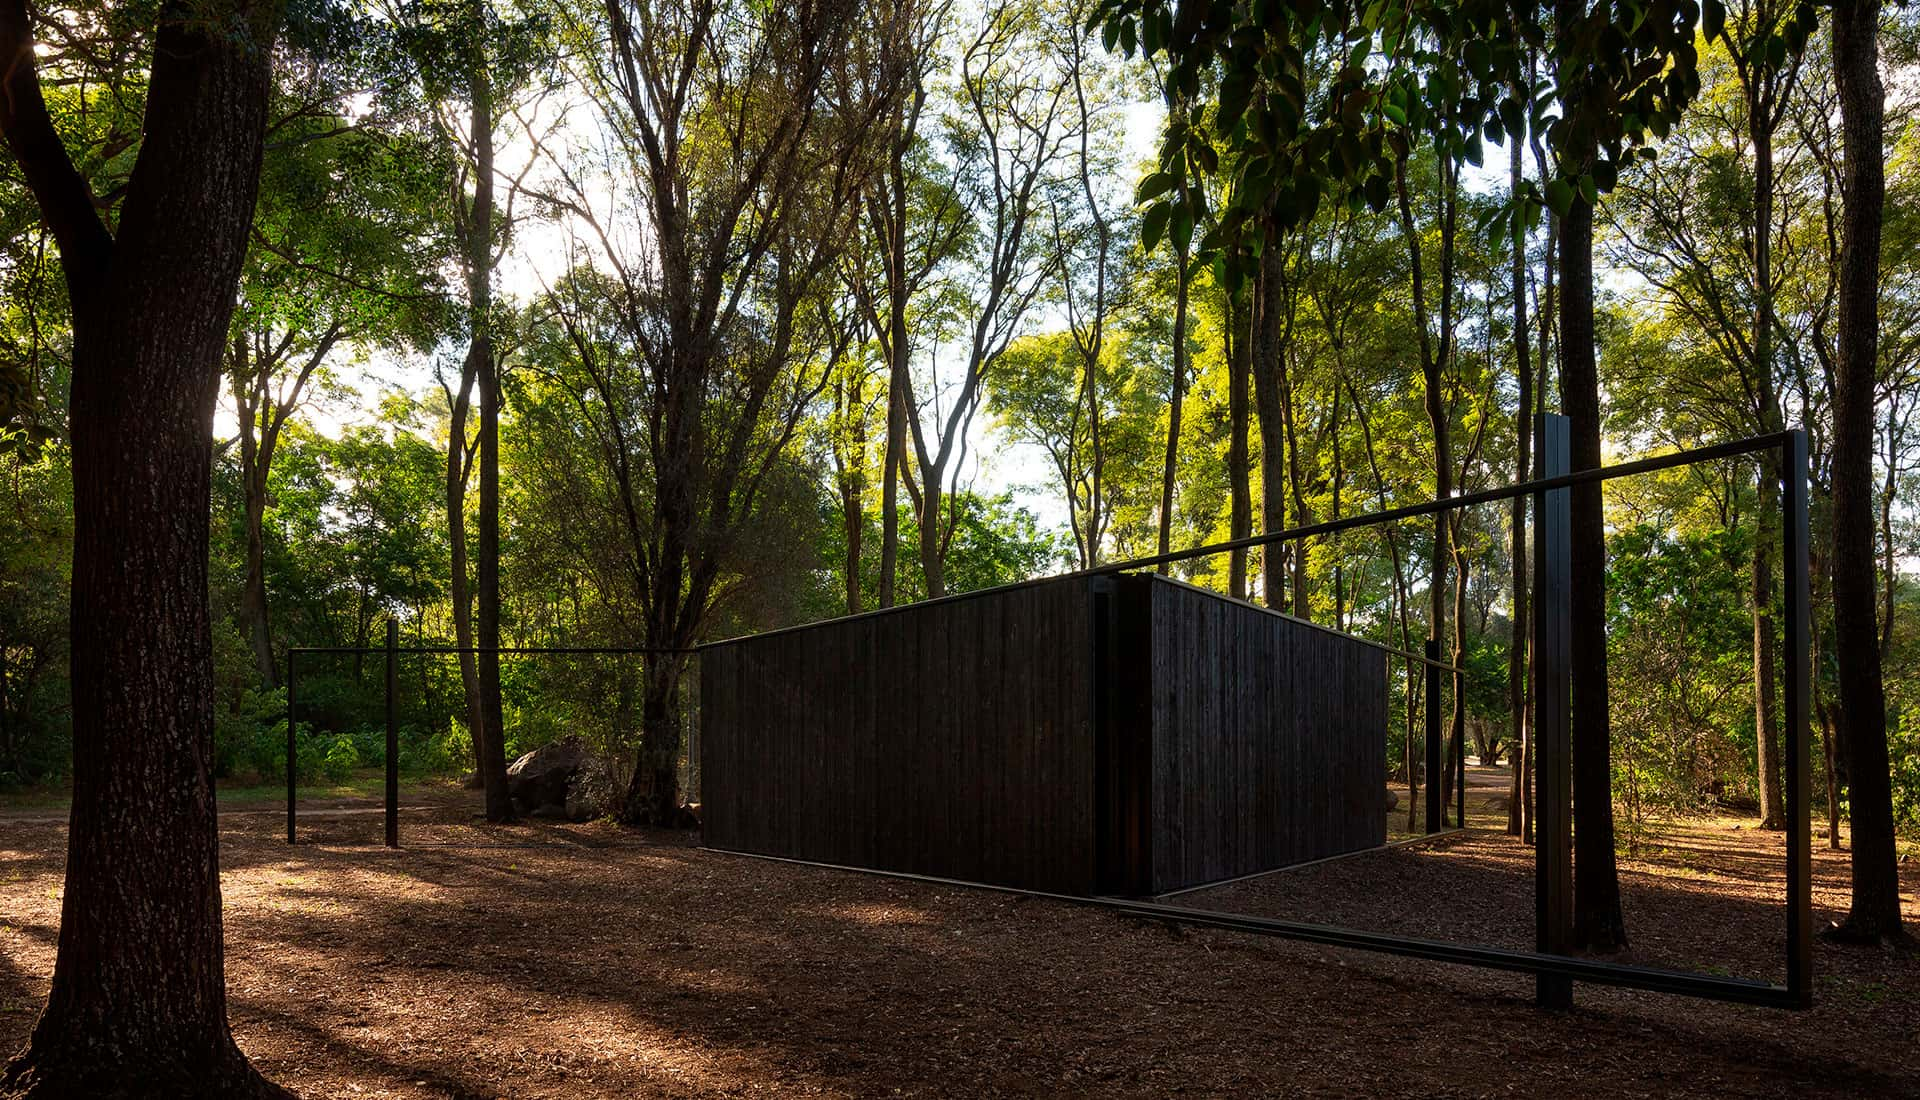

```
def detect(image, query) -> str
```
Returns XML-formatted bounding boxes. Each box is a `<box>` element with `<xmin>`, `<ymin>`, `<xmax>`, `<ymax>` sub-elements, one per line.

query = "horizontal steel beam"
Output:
<box><xmin>704</xmin><ymin>846</ymin><xmax>1799</xmax><ymax>1009</ymax></box>
<box><xmin>289</xmin><ymin>645</ymin><xmax>698</xmax><ymax>656</ymax></box>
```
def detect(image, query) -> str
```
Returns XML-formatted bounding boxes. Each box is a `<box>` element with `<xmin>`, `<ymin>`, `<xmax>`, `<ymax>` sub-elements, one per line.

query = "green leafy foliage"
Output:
<box><xmin>1091</xmin><ymin>0</ymin><xmax>1741</xmax><ymax>289</ymax></box>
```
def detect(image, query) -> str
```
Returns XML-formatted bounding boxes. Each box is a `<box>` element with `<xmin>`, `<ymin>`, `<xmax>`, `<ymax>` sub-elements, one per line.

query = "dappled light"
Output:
<box><xmin>3</xmin><ymin>790</ymin><xmax>1915</xmax><ymax>1095</ymax></box>
<box><xmin>1</xmin><ymin>0</ymin><xmax>1918</xmax><ymax>1090</ymax></box>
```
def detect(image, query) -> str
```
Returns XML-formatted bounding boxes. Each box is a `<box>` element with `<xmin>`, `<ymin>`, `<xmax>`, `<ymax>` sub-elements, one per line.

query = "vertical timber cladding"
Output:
<box><xmin>700</xmin><ymin>572</ymin><xmax>1386</xmax><ymax>896</ymax></box>
<box><xmin>699</xmin><ymin>576</ymin><xmax>1100</xmax><ymax>893</ymax></box>
<box><xmin>1130</xmin><ymin>575</ymin><xmax>1389</xmax><ymax>894</ymax></box>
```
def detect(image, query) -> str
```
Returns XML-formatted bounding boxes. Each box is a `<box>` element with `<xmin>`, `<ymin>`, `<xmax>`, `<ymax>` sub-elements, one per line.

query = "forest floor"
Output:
<box><xmin>1</xmin><ymin>779</ymin><xmax>1917</xmax><ymax>1098</ymax></box>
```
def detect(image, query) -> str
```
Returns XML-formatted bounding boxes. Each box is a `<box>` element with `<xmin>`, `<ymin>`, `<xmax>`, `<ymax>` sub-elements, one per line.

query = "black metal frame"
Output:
<box><xmin>285</xmin><ymin>418</ymin><xmax>1813</xmax><ymax>1012</ymax></box>
<box><xmin>285</xmin><ymin>640</ymin><xmax>694</xmax><ymax>848</ymax></box>
<box><xmin>1082</xmin><ymin>417</ymin><xmax>1810</xmax><ymax>1010</ymax></box>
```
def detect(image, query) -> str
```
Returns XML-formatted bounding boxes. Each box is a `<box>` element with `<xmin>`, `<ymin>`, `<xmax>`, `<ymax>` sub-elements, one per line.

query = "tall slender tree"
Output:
<box><xmin>1507</xmin><ymin>69</ymin><xmax>1534</xmax><ymax>839</ymax></box>
<box><xmin>544</xmin><ymin>0</ymin><xmax>900</xmax><ymax>821</ymax></box>
<box><xmin>1828</xmin><ymin>0</ymin><xmax>1909</xmax><ymax>946</ymax></box>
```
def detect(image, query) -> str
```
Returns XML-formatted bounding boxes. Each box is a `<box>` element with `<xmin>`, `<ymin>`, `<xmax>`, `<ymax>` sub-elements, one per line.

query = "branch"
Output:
<box><xmin>0</xmin><ymin>0</ymin><xmax>112</xmax><ymax>280</ymax></box>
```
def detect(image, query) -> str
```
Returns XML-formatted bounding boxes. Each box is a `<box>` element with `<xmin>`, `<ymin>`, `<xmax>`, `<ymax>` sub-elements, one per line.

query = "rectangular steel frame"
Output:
<box><xmin>283</xmin><ymin>419</ymin><xmax>1814</xmax><ymax>1011</ymax></box>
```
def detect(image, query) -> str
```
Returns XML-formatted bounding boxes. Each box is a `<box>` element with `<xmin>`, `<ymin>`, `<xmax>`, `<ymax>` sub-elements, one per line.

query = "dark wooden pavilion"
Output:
<box><xmin>699</xmin><ymin>573</ymin><xmax>1387</xmax><ymax>895</ymax></box>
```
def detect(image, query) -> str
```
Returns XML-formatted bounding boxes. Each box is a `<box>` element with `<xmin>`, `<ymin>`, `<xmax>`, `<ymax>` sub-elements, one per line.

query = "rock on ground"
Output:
<box><xmin>507</xmin><ymin>738</ymin><xmax>614</xmax><ymax>821</ymax></box>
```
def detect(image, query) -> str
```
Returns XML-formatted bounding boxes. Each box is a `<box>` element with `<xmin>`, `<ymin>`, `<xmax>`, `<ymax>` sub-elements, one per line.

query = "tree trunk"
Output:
<box><xmin>1527</xmin><ymin>164</ymin><xmax>1554</xmax><ymax>847</ymax></box>
<box><xmin>1251</xmin><ymin>238</ymin><xmax>1289</xmax><ymax>608</ymax></box>
<box><xmin>240</xmin><ymin>447</ymin><xmax>277</xmax><ymax>688</ymax></box>
<box><xmin>877</xmin><ymin>130</ymin><xmax>911</xmax><ymax>609</ymax></box>
<box><xmin>1750</xmin><ymin>68</ymin><xmax>1786</xmax><ymax>832</ymax></box>
<box><xmin>623</xmin><ymin>655</ymin><xmax>688</xmax><ymax>825</ymax></box>
<box><xmin>1558</xmin><ymin>126</ymin><xmax>1627</xmax><ymax>954</ymax></box>
<box><xmin>1394</xmin><ymin>146</ymin><xmax>1455</xmax><ymax>804</ymax></box>
<box><xmin>1157</xmin><ymin>241</ymin><xmax>1190</xmax><ymax>574</ymax></box>
<box><xmin>879</xmin><ymin>387</ymin><xmax>903</xmax><ymax>607</ymax></box>
<box><xmin>840</xmin><ymin>378</ymin><xmax>866</xmax><ymax>614</ymax></box>
<box><xmin>0</xmin><ymin>4</ymin><xmax>289</xmax><ymax>1093</ymax></box>
<box><xmin>446</xmin><ymin>363</ymin><xmax>483</xmax><ymax>765</ymax></box>
<box><xmin>467</xmin><ymin>17</ymin><xmax>513</xmax><ymax>823</ymax></box>
<box><xmin>918</xmin><ymin>476</ymin><xmax>946</xmax><ymax>599</ymax></box>
<box><xmin>1753</xmin><ymin>466</ymin><xmax>1785</xmax><ymax>829</ymax></box>
<box><xmin>1508</xmin><ymin>116</ymin><xmax>1532</xmax><ymax>839</ymax></box>
<box><xmin>230</xmin><ymin>339</ymin><xmax>277</xmax><ymax>689</ymax></box>
<box><xmin>1280</xmin><ymin>348</ymin><xmax>1310</xmax><ymax>614</ymax></box>
<box><xmin>1829</xmin><ymin>0</ymin><xmax>1907</xmax><ymax>945</ymax></box>
<box><xmin>1227</xmin><ymin>289</ymin><xmax>1252</xmax><ymax>599</ymax></box>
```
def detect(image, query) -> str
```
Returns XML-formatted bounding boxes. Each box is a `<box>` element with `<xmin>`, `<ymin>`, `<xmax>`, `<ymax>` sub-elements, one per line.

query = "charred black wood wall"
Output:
<box><xmin>700</xmin><ymin>576</ymin><xmax>1099</xmax><ymax>892</ymax></box>
<box><xmin>1121</xmin><ymin>576</ymin><xmax>1389</xmax><ymax>893</ymax></box>
<box><xmin>700</xmin><ymin>573</ymin><xmax>1386</xmax><ymax>896</ymax></box>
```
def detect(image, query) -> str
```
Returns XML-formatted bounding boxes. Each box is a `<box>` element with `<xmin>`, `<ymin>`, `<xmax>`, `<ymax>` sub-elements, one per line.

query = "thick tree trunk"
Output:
<box><xmin>0</xmin><ymin>5</ymin><xmax>289</xmax><ymax>1094</ymax></box>
<box><xmin>622</xmin><ymin>656</ymin><xmax>688</xmax><ymax>825</ymax></box>
<box><xmin>1559</xmin><ymin>150</ymin><xmax>1627</xmax><ymax>954</ymax></box>
<box><xmin>1829</xmin><ymin>0</ymin><xmax>1907</xmax><ymax>944</ymax></box>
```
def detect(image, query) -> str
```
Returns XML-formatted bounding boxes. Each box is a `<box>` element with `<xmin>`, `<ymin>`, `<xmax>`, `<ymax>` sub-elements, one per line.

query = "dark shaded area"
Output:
<box><xmin>1</xmin><ymin>788</ymin><xmax>1913</xmax><ymax>1097</ymax></box>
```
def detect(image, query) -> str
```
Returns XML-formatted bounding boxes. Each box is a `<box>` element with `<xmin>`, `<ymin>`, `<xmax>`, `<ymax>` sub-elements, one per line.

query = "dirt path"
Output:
<box><xmin>1</xmin><ymin>789</ymin><xmax>1915</xmax><ymax>1097</ymax></box>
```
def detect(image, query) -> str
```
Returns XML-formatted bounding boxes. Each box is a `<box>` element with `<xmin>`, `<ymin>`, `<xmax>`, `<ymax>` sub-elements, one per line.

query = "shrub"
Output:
<box><xmin>320</xmin><ymin>734</ymin><xmax>360</xmax><ymax>784</ymax></box>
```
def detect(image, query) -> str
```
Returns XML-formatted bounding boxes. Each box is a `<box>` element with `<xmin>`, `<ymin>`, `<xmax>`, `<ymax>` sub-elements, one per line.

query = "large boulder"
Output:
<box><xmin>564</xmin><ymin>752</ymin><xmax>617</xmax><ymax>822</ymax></box>
<box><xmin>508</xmin><ymin>738</ymin><xmax>598</xmax><ymax>820</ymax></box>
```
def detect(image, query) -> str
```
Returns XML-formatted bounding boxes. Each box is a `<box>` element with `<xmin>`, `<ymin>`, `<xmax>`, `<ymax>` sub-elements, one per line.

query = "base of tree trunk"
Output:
<box><xmin>1572</xmin><ymin>916</ymin><xmax>1629</xmax><ymax>955</ymax></box>
<box><xmin>619</xmin><ymin>793</ymin><xmax>699</xmax><ymax>829</ymax></box>
<box><xmin>1758</xmin><ymin>813</ymin><xmax>1786</xmax><ymax>831</ymax></box>
<box><xmin>1</xmin><ymin>1034</ymin><xmax>289</xmax><ymax>1100</ymax></box>
<box><xmin>1820</xmin><ymin>918</ymin><xmax>1916</xmax><ymax>951</ymax></box>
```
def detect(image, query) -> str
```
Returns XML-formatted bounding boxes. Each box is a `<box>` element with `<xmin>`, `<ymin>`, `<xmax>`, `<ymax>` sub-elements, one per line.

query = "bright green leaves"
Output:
<box><xmin>0</xmin><ymin>361</ymin><xmax>53</xmax><ymax>459</ymax></box>
<box><xmin>1142</xmin><ymin>201</ymin><xmax>1173</xmax><ymax>251</ymax></box>
<box><xmin>1091</xmin><ymin>0</ymin><xmax>1770</xmax><ymax>293</ymax></box>
<box><xmin>1136</xmin><ymin>171</ymin><xmax>1178</xmax><ymax>203</ymax></box>
<box><xmin>1543</xmin><ymin>176</ymin><xmax>1574</xmax><ymax>217</ymax></box>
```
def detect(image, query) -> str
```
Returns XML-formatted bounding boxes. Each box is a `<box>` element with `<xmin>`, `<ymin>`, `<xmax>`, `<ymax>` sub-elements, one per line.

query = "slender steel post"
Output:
<box><xmin>1782</xmin><ymin>430</ymin><xmax>1813</xmax><ymax>1007</ymax></box>
<box><xmin>1533</xmin><ymin>414</ymin><xmax>1573</xmax><ymax>1009</ymax></box>
<box><xmin>385</xmin><ymin>619</ymin><xmax>399</xmax><ymax>849</ymax></box>
<box><xmin>286</xmin><ymin>649</ymin><xmax>297</xmax><ymax>845</ymax></box>
<box><xmin>1425</xmin><ymin>639</ymin><xmax>1443</xmax><ymax>834</ymax></box>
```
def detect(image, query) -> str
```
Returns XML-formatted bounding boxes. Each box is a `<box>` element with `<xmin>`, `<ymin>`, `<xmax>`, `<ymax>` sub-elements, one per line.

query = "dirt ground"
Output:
<box><xmin>2</xmin><ymin>782</ymin><xmax>1916</xmax><ymax>1098</ymax></box>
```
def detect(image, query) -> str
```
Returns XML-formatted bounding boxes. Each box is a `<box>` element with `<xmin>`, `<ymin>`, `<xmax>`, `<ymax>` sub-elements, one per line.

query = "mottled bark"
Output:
<box><xmin>465</xmin><ymin>9</ymin><xmax>513</xmax><ymax>823</ymax></box>
<box><xmin>1508</xmin><ymin>117</ymin><xmax>1533</xmax><ymax>839</ymax></box>
<box><xmin>0</xmin><ymin>0</ymin><xmax>290</xmax><ymax>1092</ymax></box>
<box><xmin>1227</xmin><ymin>290</ymin><xmax>1252</xmax><ymax>599</ymax></box>
<box><xmin>1156</xmin><ymin>122</ymin><xmax>1191</xmax><ymax>573</ymax></box>
<box><xmin>1828</xmin><ymin>0</ymin><xmax>1907</xmax><ymax>944</ymax></box>
<box><xmin>1251</xmin><ymin>240</ymin><xmax>1290</xmax><ymax>608</ymax></box>
<box><xmin>444</xmin><ymin>363</ymin><xmax>483</xmax><ymax>765</ymax></box>
<box><xmin>1558</xmin><ymin>133</ymin><xmax>1627</xmax><ymax>954</ymax></box>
